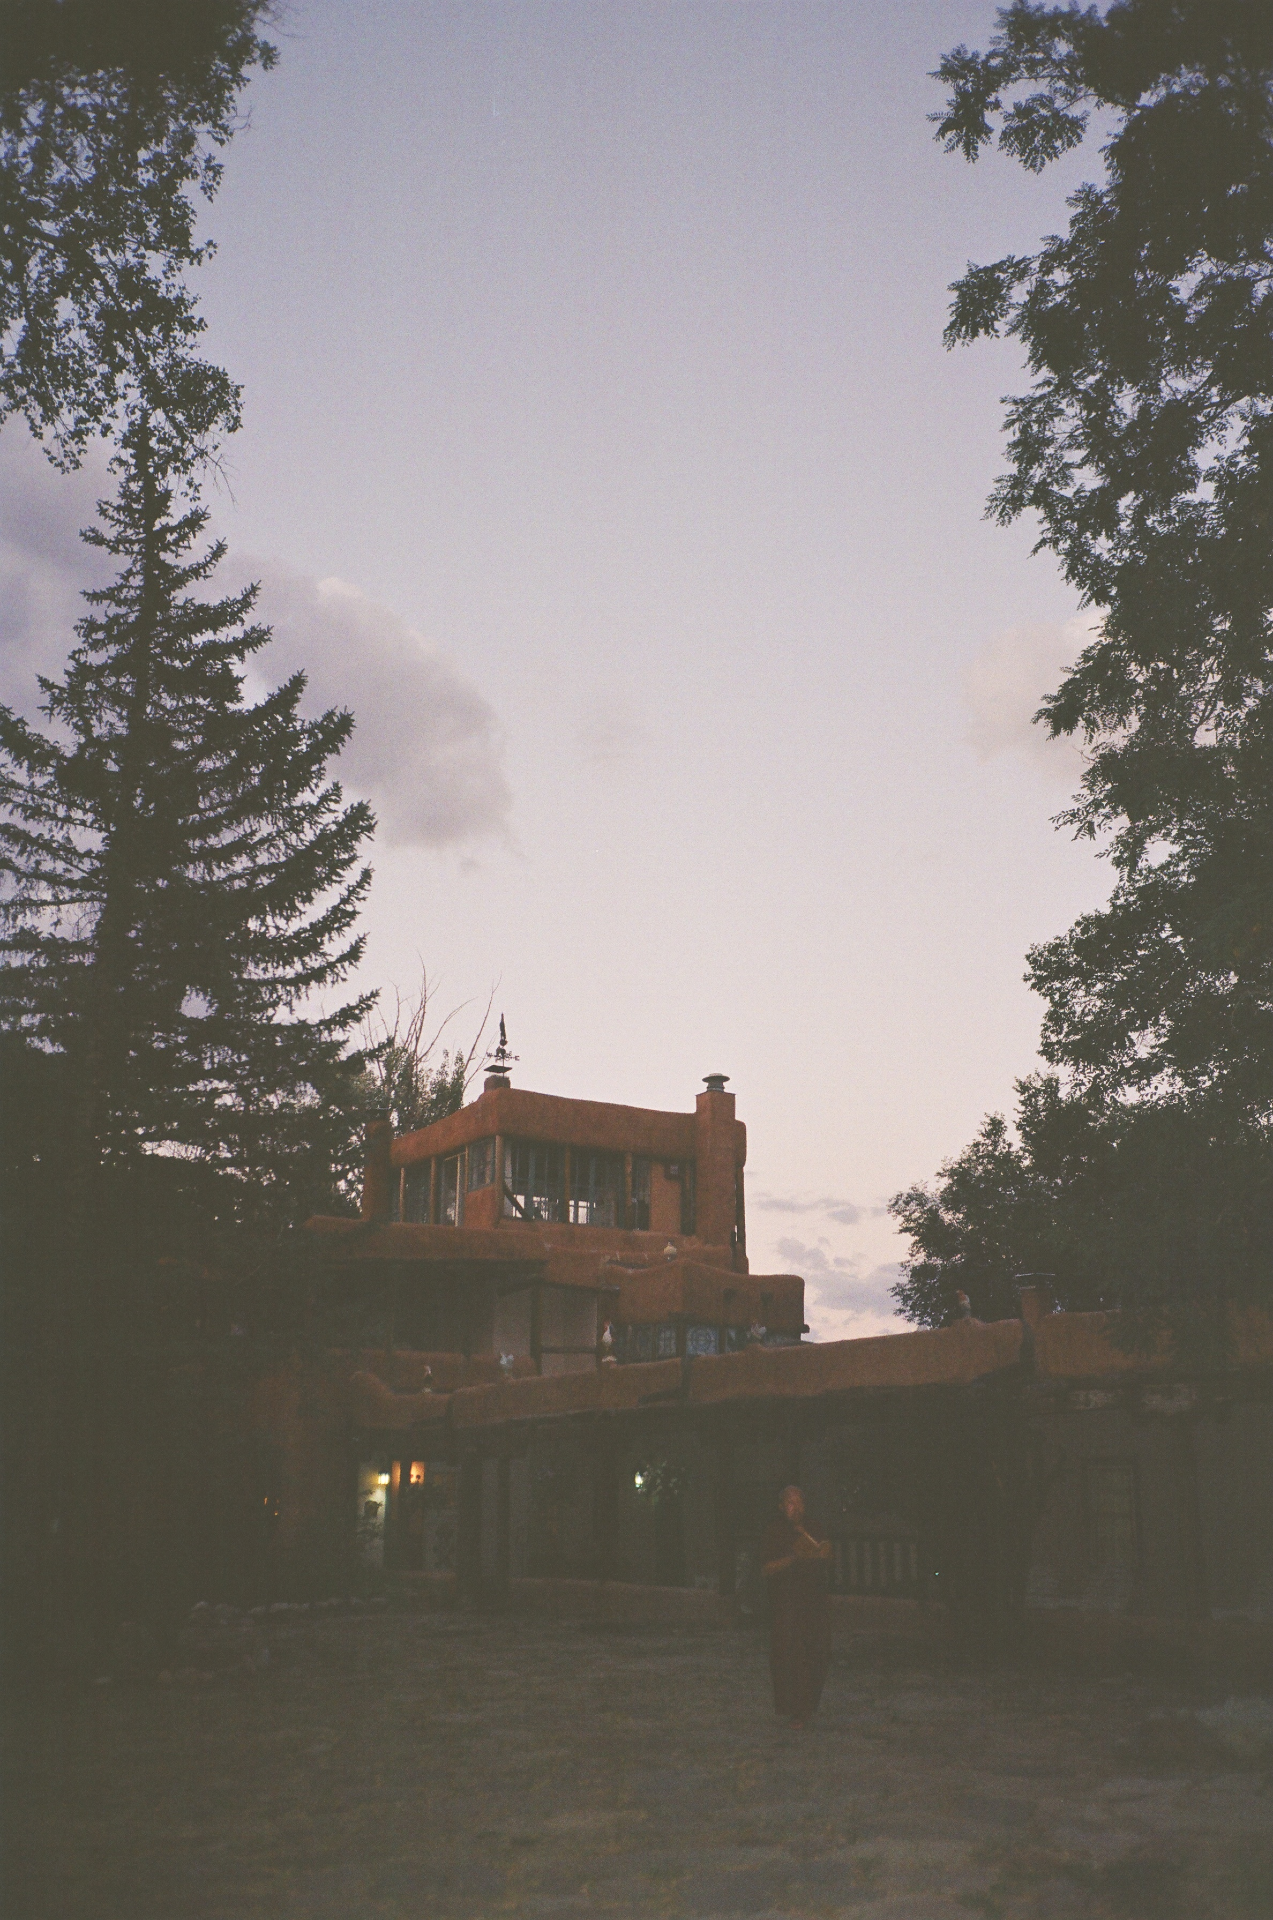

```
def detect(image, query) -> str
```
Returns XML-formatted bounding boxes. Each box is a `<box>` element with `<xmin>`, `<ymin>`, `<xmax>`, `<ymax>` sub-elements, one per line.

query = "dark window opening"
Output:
<box><xmin>504</xmin><ymin>1140</ymin><xmax>565</xmax><ymax>1223</ymax></box>
<box><xmin>402</xmin><ymin>1161</ymin><xmax>431</xmax><ymax>1223</ymax></box>
<box><xmin>467</xmin><ymin>1137</ymin><xmax>495</xmax><ymax>1190</ymax></box>
<box><xmin>680</xmin><ymin>1161</ymin><xmax>697</xmax><ymax>1236</ymax></box>
<box><xmin>570</xmin><ymin>1149</ymin><xmax>624</xmax><ymax>1226</ymax></box>
<box><xmin>631</xmin><ymin>1157</ymin><xmax>651</xmax><ymax>1231</ymax></box>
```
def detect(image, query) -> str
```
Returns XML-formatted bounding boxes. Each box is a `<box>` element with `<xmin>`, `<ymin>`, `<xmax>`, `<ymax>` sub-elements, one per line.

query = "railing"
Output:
<box><xmin>833</xmin><ymin>1536</ymin><xmax>921</xmax><ymax>1599</ymax></box>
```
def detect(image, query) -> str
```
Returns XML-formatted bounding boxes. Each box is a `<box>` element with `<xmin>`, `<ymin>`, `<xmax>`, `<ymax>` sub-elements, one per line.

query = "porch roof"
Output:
<box><xmin>340</xmin><ymin>1304</ymin><xmax>1273</xmax><ymax>1436</ymax></box>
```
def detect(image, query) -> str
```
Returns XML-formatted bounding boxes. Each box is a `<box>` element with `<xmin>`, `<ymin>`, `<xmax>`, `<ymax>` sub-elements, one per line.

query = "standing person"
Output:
<box><xmin>761</xmin><ymin>1486</ymin><xmax>832</xmax><ymax>1725</ymax></box>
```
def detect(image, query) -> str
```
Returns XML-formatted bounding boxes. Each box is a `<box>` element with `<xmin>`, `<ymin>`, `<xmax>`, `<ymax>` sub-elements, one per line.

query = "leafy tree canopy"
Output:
<box><xmin>1</xmin><ymin>0</ymin><xmax>275</xmax><ymax>467</ymax></box>
<box><xmin>889</xmin><ymin>1076</ymin><xmax>1273</xmax><ymax>1348</ymax></box>
<box><xmin>357</xmin><ymin>975</ymin><xmax>493</xmax><ymax>1141</ymax></box>
<box><xmin>894</xmin><ymin>5</ymin><xmax>1273</xmax><ymax>1340</ymax></box>
<box><xmin>938</xmin><ymin>1</ymin><xmax>1273</xmax><ymax>1114</ymax></box>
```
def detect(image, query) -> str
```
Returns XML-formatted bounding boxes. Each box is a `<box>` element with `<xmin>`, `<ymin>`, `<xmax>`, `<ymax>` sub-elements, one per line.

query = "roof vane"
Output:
<box><xmin>484</xmin><ymin>1014</ymin><xmax>519</xmax><ymax>1087</ymax></box>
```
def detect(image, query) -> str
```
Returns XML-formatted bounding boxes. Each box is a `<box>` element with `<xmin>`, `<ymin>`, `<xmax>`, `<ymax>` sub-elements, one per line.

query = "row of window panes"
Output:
<box><xmin>612</xmin><ymin>1324</ymin><xmax>799</xmax><ymax>1362</ymax></box>
<box><xmin>502</xmin><ymin>1141</ymin><xmax>689</xmax><ymax>1231</ymax></box>
<box><xmin>398</xmin><ymin>1138</ymin><xmax>693</xmax><ymax>1232</ymax></box>
<box><xmin>613</xmin><ymin>1324</ymin><xmax>752</xmax><ymax>1362</ymax></box>
<box><xmin>399</xmin><ymin>1139</ymin><xmax>498</xmax><ymax>1224</ymax></box>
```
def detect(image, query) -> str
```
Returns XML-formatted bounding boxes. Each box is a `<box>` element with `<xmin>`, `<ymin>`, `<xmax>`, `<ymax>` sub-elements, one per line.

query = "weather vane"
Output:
<box><xmin>487</xmin><ymin>1014</ymin><xmax>518</xmax><ymax>1078</ymax></box>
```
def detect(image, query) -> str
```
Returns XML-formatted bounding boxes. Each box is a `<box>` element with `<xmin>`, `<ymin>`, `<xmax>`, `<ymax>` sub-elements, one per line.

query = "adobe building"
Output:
<box><xmin>309</xmin><ymin>1054</ymin><xmax>805</xmax><ymax>1372</ymax></box>
<box><xmin>271</xmin><ymin>1052</ymin><xmax>1273</xmax><ymax>1666</ymax></box>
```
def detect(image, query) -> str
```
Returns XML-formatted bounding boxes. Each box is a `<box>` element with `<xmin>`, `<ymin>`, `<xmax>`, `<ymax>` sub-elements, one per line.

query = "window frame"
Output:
<box><xmin>503</xmin><ymin>1138</ymin><xmax>565</xmax><ymax>1224</ymax></box>
<box><xmin>1083</xmin><ymin>1457</ymin><xmax>1140</xmax><ymax>1575</ymax></box>
<box><xmin>568</xmin><ymin>1147</ymin><xmax>625</xmax><ymax>1227</ymax></box>
<box><xmin>467</xmin><ymin>1137</ymin><xmax>496</xmax><ymax>1191</ymax></box>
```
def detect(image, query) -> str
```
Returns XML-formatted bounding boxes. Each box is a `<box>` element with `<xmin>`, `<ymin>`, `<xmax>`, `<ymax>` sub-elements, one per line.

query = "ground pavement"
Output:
<box><xmin>6</xmin><ymin>1609</ymin><xmax>1272</xmax><ymax>1918</ymax></box>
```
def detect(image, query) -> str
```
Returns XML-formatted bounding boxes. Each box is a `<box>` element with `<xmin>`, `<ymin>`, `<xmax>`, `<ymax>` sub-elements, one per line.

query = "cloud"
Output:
<box><xmin>773</xmin><ymin>1234</ymin><xmax>870</xmax><ymax>1282</ymax></box>
<box><xmin>963</xmin><ymin>617</ymin><xmax>1096</xmax><ymax>781</ymax></box>
<box><xmin>770</xmin><ymin>1233</ymin><xmax>903</xmax><ymax>1311</ymax></box>
<box><xmin>805</xmin><ymin>1268</ymin><xmax>907</xmax><ymax>1345</ymax></box>
<box><xmin>771</xmin><ymin>1241</ymin><xmax>906</xmax><ymax>1343</ymax></box>
<box><xmin>576</xmin><ymin>690</ymin><xmax>644</xmax><ymax>773</ymax></box>
<box><xmin>0</xmin><ymin>431</ymin><xmax>114</xmax><ymax>714</ymax></box>
<box><xmin>0</xmin><ymin>434</ymin><xmax>512</xmax><ymax>850</ymax></box>
<box><xmin>753</xmin><ymin>1191</ymin><xmax>865</xmax><ymax>1227</ymax></box>
<box><xmin>252</xmin><ymin>569</ymin><xmax>511</xmax><ymax>848</ymax></box>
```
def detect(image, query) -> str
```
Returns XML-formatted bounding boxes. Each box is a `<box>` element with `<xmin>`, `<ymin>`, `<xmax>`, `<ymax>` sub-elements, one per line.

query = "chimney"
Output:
<box><xmin>1015</xmin><ymin>1282</ymin><xmax>1052</xmax><ymax>1330</ymax></box>
<box><xmin>694</xmin><ymin>1072</ymin><xmax>742</xmax><ymax>1259</ymax></box>
<box><xmin>360</xmin><ymin>1111</ymin><xmax>394</xmax><ymax>1220</ymax></box>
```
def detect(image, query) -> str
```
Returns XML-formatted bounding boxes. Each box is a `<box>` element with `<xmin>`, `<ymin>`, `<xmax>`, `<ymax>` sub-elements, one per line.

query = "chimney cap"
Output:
<box><xmin>703</xmin><ymin>1073</ymin><xmax>730</xmax><ymax>1094</ymax></box>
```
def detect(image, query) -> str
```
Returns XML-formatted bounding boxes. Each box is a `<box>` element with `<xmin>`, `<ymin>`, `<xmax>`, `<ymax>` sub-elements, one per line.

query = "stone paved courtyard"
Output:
<box><xmin>7</xmin><ymin>1610</ymin><xmax>1273</xmax><ymax>1918</ymax></box>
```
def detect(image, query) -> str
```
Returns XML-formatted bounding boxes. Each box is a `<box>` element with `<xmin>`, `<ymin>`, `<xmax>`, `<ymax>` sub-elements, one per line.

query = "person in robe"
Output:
<box><xmin>761</xmin><ymin>1485</ymin><xmax>832</xmax><ymax>1724</ymax></box>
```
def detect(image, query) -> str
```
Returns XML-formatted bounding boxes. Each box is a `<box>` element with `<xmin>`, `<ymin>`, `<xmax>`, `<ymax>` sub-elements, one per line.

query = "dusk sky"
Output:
<box><xmin>1</xmin><ymin>2</ymin><xmax>1118</xmax><ymax>1337</ymax></box>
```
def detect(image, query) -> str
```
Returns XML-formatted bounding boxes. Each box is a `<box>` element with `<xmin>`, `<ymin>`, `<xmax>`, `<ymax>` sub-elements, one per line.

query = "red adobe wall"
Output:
<box><xmin>613</xmin><ymin>1263</ymin><xmax>803</xmax><ymax>1336</ymax></box>
<box><xmin>364</xmin><ymin>1080</ymin><xmax>748</xmax><ymax>1265</ymax></box>
<box><xmin>391</xmin><ymin>1086</ymin><xmax>699</xmax><ymax>1164</ymax></box>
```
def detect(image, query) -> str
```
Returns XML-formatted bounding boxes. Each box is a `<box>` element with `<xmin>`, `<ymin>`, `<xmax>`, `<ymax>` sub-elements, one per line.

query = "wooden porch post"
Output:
<box><xmin>457</xmin><ymin>1452</ymin><xmax>483</xmax><ymax>1606</ymax></box>
<box><xmin>530</xmin><ymin>1284</ymin><xmax>543</xmax><ymax>1374</ymax></box>
<box><xmin>784</xmin><ymin>1410</ymin><xmax>802</xmax><ymax>1491</ymax></box>
<box><xmin>1173</xmin><ymin>1418</ymin><xmax>1209</xmax><ymax>1623</ymax></box>
<box><xmin>715</xmin><ymin>1422</ymin><xmax>736</xmax><ymax>1598</ymax></box>
<box><xmin>591</xmin><ymin>1422</ymin><xmax>619</xmax><ymax>1582</ymax></box>
<box><xmin>386</xmin><ymin>1458</ymin><xmax>402</xmax><ymax>1574</ymax></box>
<box><xmin>495</xmin><ymin>1455</ymin><xmax>512</xmax><ymax>1598</ymax></box>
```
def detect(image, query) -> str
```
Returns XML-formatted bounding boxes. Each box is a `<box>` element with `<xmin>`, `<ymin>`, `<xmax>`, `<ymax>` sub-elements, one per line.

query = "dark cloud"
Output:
<box><xmin>0</xmin><ymin>434</ymin><xmax>511</xmax><ymax>849</ymax></box>
<box><xmin>251</xmin><ymin>567</ymin><xmax>511</xmax><ymax>848</ymax></box>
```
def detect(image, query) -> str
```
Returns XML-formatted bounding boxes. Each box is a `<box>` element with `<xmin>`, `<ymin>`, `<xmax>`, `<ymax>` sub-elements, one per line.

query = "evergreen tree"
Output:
<box><xmin>0</xmin><ymin>416</ymin><xmax>375</xmax><ymax>1230</ymax></box>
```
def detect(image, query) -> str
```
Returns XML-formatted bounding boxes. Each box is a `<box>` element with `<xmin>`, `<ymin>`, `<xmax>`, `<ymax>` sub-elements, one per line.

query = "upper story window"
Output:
<box><xmin>631</xmin><ymin>1157</ymin><xmax>651</xmax><ymax>1231</ymax></box>
<box><xmin>402</xmin><ymin>1161</ymin><xmax>431</xmax><ymax>1223</ymax></box>
<box><xmin>680</xmin><ymin>1160</ymin><xmax>697</xmax><ymax>1236</ymax></box>
<box><xmin>440</xmin><ymin>1153</ymin><xmax>463</xmax><ymax>1226</ymax></box>
<box><xmin>467</xmin><ymin>1138</ymin><xmax>495</xmax><ymax>1191</ymax></box>
<box><xmin>570</xmin><ymin>1150</ymin><xmax>624</xmax><ymax>1227</ymax></box>
<box><xmin>503</xmin><ymin>1140</ymin><xmax>564</xmax><ymax>1223</ymax></box>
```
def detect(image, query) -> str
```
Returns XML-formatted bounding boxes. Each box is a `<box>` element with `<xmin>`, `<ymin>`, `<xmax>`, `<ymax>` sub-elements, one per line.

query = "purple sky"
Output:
<box><xmin>1</xmin><ymin>3</ymin><xmax>1117</xmax><ymax>1335</ymax></box>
